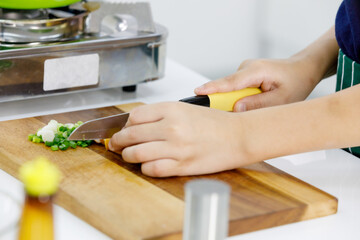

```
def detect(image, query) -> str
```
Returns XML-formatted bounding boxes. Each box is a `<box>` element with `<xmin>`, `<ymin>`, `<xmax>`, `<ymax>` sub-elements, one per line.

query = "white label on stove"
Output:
<box><xmin>43</xmin><ymin>54</ymin><xmax>99</xmax><ymax>91</ymax></box>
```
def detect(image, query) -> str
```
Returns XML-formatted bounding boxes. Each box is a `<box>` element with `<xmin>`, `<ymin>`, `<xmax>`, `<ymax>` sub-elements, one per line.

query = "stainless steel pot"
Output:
<box><xmin>0</xmin><ymin>7</ymin><xmax>89</xmax><ymax>43</ymax></box>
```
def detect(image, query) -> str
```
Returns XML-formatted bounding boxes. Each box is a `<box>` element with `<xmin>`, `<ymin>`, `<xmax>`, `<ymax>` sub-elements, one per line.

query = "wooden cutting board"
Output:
<box><xmin>0</xmin><ymin>102</ymin><xmax>338</xmax><ymax>240</ymax></box>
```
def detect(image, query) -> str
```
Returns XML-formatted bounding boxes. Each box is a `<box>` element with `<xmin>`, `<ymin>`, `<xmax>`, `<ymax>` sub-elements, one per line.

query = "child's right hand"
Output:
<box><xmin>195</xmin><ymin>58</ymin><xmax>320</xmax><ymax>112</ymax></box>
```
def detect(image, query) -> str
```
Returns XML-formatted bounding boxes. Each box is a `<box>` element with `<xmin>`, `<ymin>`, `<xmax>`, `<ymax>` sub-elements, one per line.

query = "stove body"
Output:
<box><xmin>0</xmin><ymin>3</ymin><xmax>167</xmax><ymax>102</ymax></box>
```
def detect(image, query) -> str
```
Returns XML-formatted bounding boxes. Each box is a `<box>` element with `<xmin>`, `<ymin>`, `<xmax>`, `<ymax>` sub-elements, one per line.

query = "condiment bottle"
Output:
<box><xmin>17</xmin><ymin>157</ymin><xmax>62</xmax><ymax>240</ymax></box>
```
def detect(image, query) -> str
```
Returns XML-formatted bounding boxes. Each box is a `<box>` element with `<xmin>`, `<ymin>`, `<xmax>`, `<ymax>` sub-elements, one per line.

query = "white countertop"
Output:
<box><xmin>1</xmin><ymin>59</ymin><xmax>359</xmax><ymax>240</ymax></box>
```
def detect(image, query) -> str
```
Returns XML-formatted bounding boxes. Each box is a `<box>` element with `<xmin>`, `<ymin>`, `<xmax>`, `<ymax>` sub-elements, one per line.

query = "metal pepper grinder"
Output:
<box><xmin>183</xmin><ymin>179</ymin><xmax>231</xmax><ymax>240</ymax></box>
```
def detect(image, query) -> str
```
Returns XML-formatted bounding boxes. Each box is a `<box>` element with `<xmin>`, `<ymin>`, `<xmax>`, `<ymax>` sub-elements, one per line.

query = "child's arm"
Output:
<box><xmin>240</xmin><ymin>84</ymin><xmax>360</xmax><ymax>162</ymax></box>
<box><xmin>195</xmin><ymin>26</ymin><xmax>339</xmax><ymax>112</ymax></box>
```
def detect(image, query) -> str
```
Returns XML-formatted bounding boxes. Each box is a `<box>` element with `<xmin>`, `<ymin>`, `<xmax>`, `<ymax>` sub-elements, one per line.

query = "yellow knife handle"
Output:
<box><xmin>208</xmin><ymin>88</ymin><xmax>262</xmax><ymax>111</ymax></box>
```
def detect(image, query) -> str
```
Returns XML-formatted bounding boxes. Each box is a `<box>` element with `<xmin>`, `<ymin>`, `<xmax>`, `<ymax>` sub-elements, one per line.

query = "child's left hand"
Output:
<box><xmin>108</xmin><ymin>102</ymin><xmax>252</xmax><ymax>177</ymax></box>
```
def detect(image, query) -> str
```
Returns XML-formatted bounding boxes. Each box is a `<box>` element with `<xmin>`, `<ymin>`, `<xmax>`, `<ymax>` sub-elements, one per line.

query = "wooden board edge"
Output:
<box><xmin>146</xmin><ymin>198</ymin><xmax>338</xmax><ymax>240</ymax></box>
<box><xmin>145</xmin><ymin>232</ymin><xmax>182</xmax><ymax>240</ymax></box>
<box><xmin>239</xmin><ymin>163</ymin><xmax>339</xmax><ymax>207</ymax></box>
<box><xmin>115</xmin><ymin>102</ymin><xmax>145</xmax><ymax>113</ymax></box>
<box><xmin>227</xmin><ymin>201</ymin><xmax>338</xmax><ymax>236</ymax></box>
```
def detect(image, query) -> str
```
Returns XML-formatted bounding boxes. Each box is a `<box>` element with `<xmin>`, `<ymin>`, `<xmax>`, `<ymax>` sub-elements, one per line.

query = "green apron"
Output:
<box><xmin>336</xmin><ymin>49</ymin><xmax>360</xmax><ymax>157</ymax></box>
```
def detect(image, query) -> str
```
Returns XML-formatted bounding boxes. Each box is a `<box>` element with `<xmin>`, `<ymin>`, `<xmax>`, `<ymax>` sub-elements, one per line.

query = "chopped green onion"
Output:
<box><xmin>32</xmin><ymin>136</ymin><xmax>41</xmax><ymax>143</ymax></box>
<box><xmin>59</xmin><ymin>126</ymin><xmax>67</xmax><ymax>132</ymax></box>
<box><xmin>28</xmin><ymin>134</ymin><xmax>35</xmax><ymax>141</ymax></box>
<box><xmin>63</xmin><ymin>141</ymin><xmax>70</xmax><ymax>148</ymax></box>
<box><xmin>53</xmin><ymin>137</ymin><xmax>60</xmax><ymax>144</ymax></box>
<box><xmin>59</xmin><ymin>143</ymin><xmax>68</xmax><ymax>151</ymax></box>
<box><xmin>51</xmin><ymin>145</ymin><xmax>59</xmax><ymax>151</ymax></box>
<box><xmin>30</xmin><ymin>120</ymin><xmax>94</xmax><ymax>151</ymax></box>
<box><xmin>69</xmin><ymin>141</ymin><xmax>77</xmax><ymax>149</ymax></box>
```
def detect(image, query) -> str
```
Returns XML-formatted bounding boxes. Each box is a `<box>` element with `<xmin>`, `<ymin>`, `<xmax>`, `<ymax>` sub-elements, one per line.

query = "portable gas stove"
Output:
<box><xmin>0</xmin><ymin>0</ymin><xmax>167</xmax><ymax>102</ymax></box>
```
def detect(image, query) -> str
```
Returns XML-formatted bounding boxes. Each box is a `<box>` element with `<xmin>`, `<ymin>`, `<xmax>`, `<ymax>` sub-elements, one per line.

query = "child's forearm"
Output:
<box><xmin>239</xmin><ymin>84</ymin><xmax>360</xmax><ymax>162</ymax></box>
<box><xmin>291</xmin><ymin>26</ymin><xmax>339</xmax><ymax>83</ymax></box>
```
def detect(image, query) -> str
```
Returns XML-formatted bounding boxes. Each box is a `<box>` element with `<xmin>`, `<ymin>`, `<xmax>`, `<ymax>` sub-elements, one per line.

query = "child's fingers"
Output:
<box><xmin>126</xmin><ymin>103</ymin><xmax>167</xmax><ymax>127</ymax></box>
<box><xmin>194</xmin><ymin>74</ymin><xmax>239</xmax><ymax>95</ymax></box>
<box><xmin>121</xmin><ymin>141</ymin><xmax>174</xmax><ymax>164</ymax></box>
<box><xmin>194</xmin><ymin>70</ymin><xmax>262</xmax><ymax>95</ymax></box>
<box><xmin>233</xmin><ymin>90</ymin><xmax>281</xmax><ymax>112</ymax></box>
<box><xmin>109</xmin><ymin>121</ymin><xmax>164</xmax><ymax>152</ymax></box>
<box><xmin>141</xmin><ymin>159</ymin><xmax>179</xmax><ymax>177</ymax></box>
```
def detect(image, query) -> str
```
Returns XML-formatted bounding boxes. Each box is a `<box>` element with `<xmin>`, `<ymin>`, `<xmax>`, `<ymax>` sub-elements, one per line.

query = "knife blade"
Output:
<box><xmin>67</xmin><ymin>112</ymin><xmax>129</xmax><ymax>140</ymax></box>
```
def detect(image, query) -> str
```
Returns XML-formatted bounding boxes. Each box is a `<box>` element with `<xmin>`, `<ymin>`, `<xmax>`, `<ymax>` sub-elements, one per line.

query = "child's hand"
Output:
<box><xmin>108</xmin><ymin>102</ymin><xmax>251</xmax><ymax>177</ymax></box>
<box><xmin>195</xmin><ymin>58</ymin><xmax>319</xmax><ymax>112</ymax></box>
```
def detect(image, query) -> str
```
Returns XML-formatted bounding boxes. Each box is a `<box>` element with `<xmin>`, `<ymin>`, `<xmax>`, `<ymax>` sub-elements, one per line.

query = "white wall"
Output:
<box><xmin>145</xmin><ymin>0</ymin><xmax>259</xmax><ymax>80</ymax></box>
<box><xmin>104</xmin><ymin>0</ymin><xmax>343</xmax><ymax>86</ymax></box>
<box><xmin>258</xmin><ymin>0</ymin><xmax>342</xmax><ymax>58</ymax></box>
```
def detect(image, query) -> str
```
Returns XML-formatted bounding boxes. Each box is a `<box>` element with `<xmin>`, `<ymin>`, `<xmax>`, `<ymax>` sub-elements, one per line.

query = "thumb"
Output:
<box><xmin>195</xmin><ymin>70</ymin><xmax>261</xmax><ymax>96</ymax></box>
<box><xmin>195</xmin><ymin>73</ymin><xmax>243</xmax><ymax>95</ymax></box>
<box><xmin>233</xmin><ymin>91</ymin><xmax>279</xmax><ymax>112</ymax></box>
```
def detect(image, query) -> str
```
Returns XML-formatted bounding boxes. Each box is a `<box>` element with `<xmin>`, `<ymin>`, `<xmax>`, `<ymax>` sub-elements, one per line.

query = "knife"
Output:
<box><xmin>68</xmin><ymin>88</ymin><xmax>261</xmax><ymax>140</ymax></box>
<box><xmin>68</xmin><ymin>112</ymin><xmax>129</xmax><ymax>140</ymax></box>
<box><xmin>180</xmin><ymin>87</ymin><xmax>261</xmax><ymax>112</ymax></box>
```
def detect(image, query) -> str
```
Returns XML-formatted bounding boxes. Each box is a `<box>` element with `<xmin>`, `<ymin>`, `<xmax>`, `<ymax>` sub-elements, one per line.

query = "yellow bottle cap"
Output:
<box><xmin>19</xmin><ymin>157</ymin><xmax>62</xmax><ymax>197</ymax></box>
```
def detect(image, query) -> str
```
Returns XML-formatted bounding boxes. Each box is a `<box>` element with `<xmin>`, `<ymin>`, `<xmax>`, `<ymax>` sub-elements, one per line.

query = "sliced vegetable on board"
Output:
<box><xmin>28</xmin><ymin>120</ymin><xmax>94</xmax><ymax>151</ymax></box>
